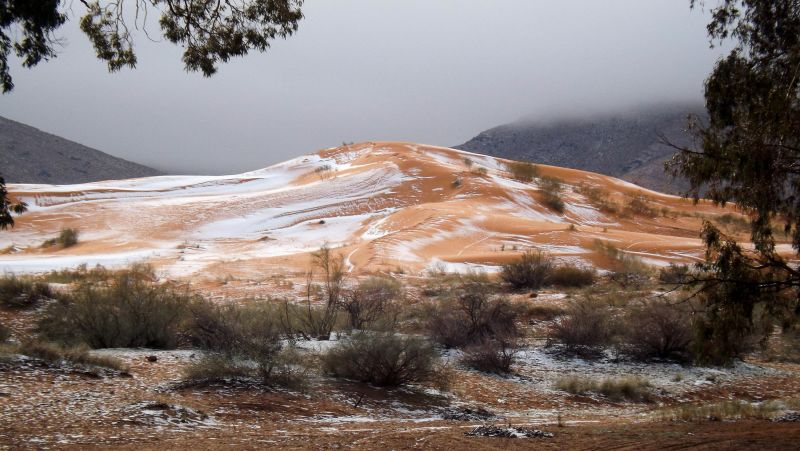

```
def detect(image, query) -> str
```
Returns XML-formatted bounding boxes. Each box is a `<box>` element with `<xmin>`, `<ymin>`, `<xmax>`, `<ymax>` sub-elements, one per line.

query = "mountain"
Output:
<box><xmin>0</xmin><ymin>115</ymin><xmax>161</xmax><ymax>184</ymax></box>
<box><xmin>455</xmin><ymin>104</ymin><xmax>704</xmax><ymax>194</ymax></box>
<box><xmin>0</xmin><ymin>142</ymin><xmax>747</xmax><ymax>279</ymax></box>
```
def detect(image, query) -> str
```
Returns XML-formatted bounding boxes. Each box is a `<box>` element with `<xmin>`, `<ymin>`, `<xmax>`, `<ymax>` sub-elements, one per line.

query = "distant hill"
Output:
<box><xmin>0</xmin><ymin>116</ymin><xmax>161</xmax><ymax>184</ymax></box>
<box><xmin>455</xmin><ymin>104</ymin><xmax>704</xmax><ymax>193</ymax></box>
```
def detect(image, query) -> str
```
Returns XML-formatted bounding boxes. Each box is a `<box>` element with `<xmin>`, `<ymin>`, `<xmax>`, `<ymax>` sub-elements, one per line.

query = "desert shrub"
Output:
<box><xmin>624</xmin><ymin>194</ymin><xmax>658</xmax><ymax>217</ymax></box>
<box><xmin>593</xmin><ymin>240</ymin><xmax>652</xmax><ymax>286</ymax></box>
<box><xmin>38</xmin><ymin>264</ymin><xmax>113</xmax><ymax>284</ymax></box>
<box><xmin>547</xmin><ymin>265</ymin><xmax>596</xmax><ymax>288</ymax></box>
<box><xmin>43</xmin><ymin>228</ymin><xmax>79</xmax><ymax>248</ymax></box>
<box><xmin>549</xmin><ymin>298</ymin><xmax>613</xmax><ymax>354</ymax></box>
<box><xmin>658</xmin><ymin>264</ymin><xmax>691</xmax><ymax>285</ymax></box>
<box><xmin>462</xmin><ymin>157</ymin><xmax>474</xmax><ymax>168</ymax></box>
<box><xmin>664</xmin><ymin>400</ymin><xmax>781</xmax><ymax>422</ymax></box>
<box><xmin>461</xmin><ymin>339</ymin><xmax>517</xmax><ymax>374</ymax></box>
<box><xmin>501</xmin><ymin>250</ymin><xmax>553</xmax><ymax>290</ymax></box>
<box><xmin>183</xmin><ymin>354</ymin><xmax>251</xmax><ymax>383</ymax></box>
<box><xmin>342</xmin><ymin>276</ymin><xmax>401</xmax><ymax>331</ymax></box>
<box><xmin>556</xmin><ymin>375</ymin><xmax>653</xmax><ymax>402</ymax></box>
<box><xmin>322</xmin><ymin>331</ymin><xmax>438</xmax><ymax>387</ymax></box>
<box><xmin>518</xmin><ymin>302</ymin><xmax>567</xmax><ymax>322</ymax></box>
<box><xmin>283</xmin><ymin>245</ymin><xmax>346</xmax><ymax>340</ymax></box>
<box><xmin>506</xmin><ymin>161</ymin><xmax>539</xmax><ymax>182</ymax></box>
<box><xmin>576</xmin><ymin>184</ymin><xmax>619</xmax><ymax>214</ymax></box>
<box><xmin>621</xmin><ymin>301</ymin><xmax>694</xmax><ymax>362</ymax></box>
<box><xmin>0</xmin><ymin>322</ymin><xmax>10</xmax><ymax>342</ymax></box>
<box><xmin>714</xmin><ymin>213</ymin><xmax>750</xmax><ymax>233</ymax></box>
<box><xmin>0</xmin><ymin>275</ymin><xmax>54</xmax><ymax>308</ymax></box>
<box><xmin>539</xmin><ymin>176</ymin><xmax>565</xmax><ymax>213</ymax></box>
<box><xmin>451</xmin><ymin>177</ymin><xmax>462</xmax><ymax>188</ymax></box>
<box><xmin>37</xmin><ymin>265</ymin><xmax>194</xmax><ymax>349</ymax></box>
<box><xmin>427</xmin><ymin>281</ymin><xmax>519</xmax><ymax>348</ymax></box>
<box><xmin>472</xmin><ymin>166</ymin><xmax>488</xmax><ymax>176</ymax></box>
<box><xmin>183</xmin><ymin>347</ymin><xmax>309</xmax><ymax>389</ymax></box>
<box><xmin>18</xmin><ymin>340</ymin><xmax>128</xmax><ymax>371</ymax></box>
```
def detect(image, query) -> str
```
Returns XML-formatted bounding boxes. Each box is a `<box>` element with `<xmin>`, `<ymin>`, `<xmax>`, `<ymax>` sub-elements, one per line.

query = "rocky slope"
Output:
<box><xmin>0</xmin><ymin>115</ymin><xmax>161</xmax><ymax>184</ymax></box>
<box><xmin>456</xmin><ymin>104</ymin><xmax>705</xmax><ymax>193</ymax></box>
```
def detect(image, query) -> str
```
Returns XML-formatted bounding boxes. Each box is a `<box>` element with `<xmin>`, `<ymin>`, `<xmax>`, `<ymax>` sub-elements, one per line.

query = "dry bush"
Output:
<box><xmin>427</xmin><ymin>281</ymin><xmax>519</xmax><ymax>349</ymax></box>
<box><xmin>342</xmin><ymin>276</ymin><xmax>402</xmax><ymax>331</ymax></box>
<box><xmin>624</xmin><ymin>194</ymin><xmax>658</xmax><ymax>217</ymax></box>
<box><xmin>37</xmin><ymin>265</ymin><xmax>194</xmax><ymax>349</ymax></box>
<box><xmin>38</xmin><ymin>264</ymin><xmax>113</xmax><ymax>284</ymax></box>
<box><xmin>593</xmin><ymin>240</ymin><xmax>652</xmax><ymax>287</ymax></box>
<box><xmin>322</xmin><ymin>332</ymin><xmax>438</xmax><ymax>387</ymax></box>
<box><xmin>0</xmin><ymin>322</ymin><xmax>9</xmax><ymax>343</ymax></box>
<box><xmin>556</xmin><ymin>375</ymin><xmax>653</xmax><ymax>402</ymax></box>
<box><xmin>663</xmin><ymin>400</ymin><xmax>781</xmax><ymax>422</ymax></box>
<box><xmin>282</xmin><ymin>245</ymin><xmax>346</xmax><ymax>340</ymax></box>
<box><xmin>547</xmin><ymin>265</ymin><xmax>596</xmax><ymax>288</ymax></box>
<box><xmin>576</xmin><ymin>184</ymin><xmax>619</xmax><ymax>214</ymax></box>
<box><xmin>658</xmin><ymin>264</ymin><xmax>692</xmax><ymax>285</ymax></box>
<box><xmin>518</xmin><ymin>302</ymin><xmax>567</xmax><ymax>322</ymax></box>
<box><xmin>0</xmin><ymin>275</ymin><xmax>54</xmax><ymax>309</ymax></box>
<box><xmin>539</xmin><ymin>176</ymin><xmax>565</xmax><ymax>213</ymax></box>
<box><xmin>183</xmin><ymin>347</ymin><xmax>310</xmax><ymax>389</ymax></box>
<box><xmin>549</xmin><ymin>298</ymin><xmax>613</xmax><ymax>354</ymax></box>
<box><xmin>621</xmin><ymin>300</ymin><xmax>694</xmax><ymax>361</ymax></box>
<box><xmin>506</xmin><ymin>161</ymin><xmax>539</xmax><ymax>182</ymax></box>
<box><xmin>461</xmin><ymin>339</ymin><xmax>517</xmax><ymax>374</ymax></box>
<box><xmin>501</xmin><ymin>250</ymin><xmax>553</xmax><ymax>290</ymax></box>
<box><xmin>18</xmin><ymin>340</ymin><xmax>128</xmax><ymax>372</ymax></box>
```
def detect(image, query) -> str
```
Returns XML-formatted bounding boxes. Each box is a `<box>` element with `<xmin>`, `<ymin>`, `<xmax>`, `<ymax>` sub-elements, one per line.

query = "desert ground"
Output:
<box><xmin>1</xmin><ymin>142</ymin><xmax>799</xmax><ymax>449</ymax></box>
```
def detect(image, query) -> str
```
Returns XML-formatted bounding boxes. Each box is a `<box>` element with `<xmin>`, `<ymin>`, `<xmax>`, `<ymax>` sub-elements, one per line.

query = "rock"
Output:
<box><xmin>442</xmin><ymin>406</ymin><xmax>496</xmax><ymax>421</ymax></box>
<box><xmin>146</xmin><ymin>355</ymin><xmax>158</xmax><ymax>363</ymax></box>
<box><xmin>465</xmin><ymin>425</ymin><xmax>554</xmax><ymax>439</ymax></box>
<box><xmin>773</xmin><ymin>411</ymin><xmax>800</xmax><ymax>422</ymax></box>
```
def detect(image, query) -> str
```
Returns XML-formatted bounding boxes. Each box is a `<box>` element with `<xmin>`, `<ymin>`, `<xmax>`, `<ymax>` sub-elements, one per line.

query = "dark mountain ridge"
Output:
<box><xmin>0</xmin><ymin>115</ymin><xmax>161</xmax><ymax>184</ymax></box>
<box><xmin>456</xmin><ymin>103</ymin><xmax>704</xmax><ymax>193</ymax></box>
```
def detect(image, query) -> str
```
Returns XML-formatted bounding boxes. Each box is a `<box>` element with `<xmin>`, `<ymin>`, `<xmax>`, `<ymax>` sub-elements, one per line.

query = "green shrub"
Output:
<box><xmin>506</xmin><ymin>161</ymin><xmax>539</xmax><ymax>182</ymax></box>
<box><xmin>0</xmin><ymin>275</ymin><xmax>54</xmax><ymax>308</ymax></box>
<box><xmin>322</xmin><ymin>332</ymin><xmax>438</xmax><ymax>387</ymax></box>
<box><xmin>501</xmin><ymin>250</ymin><xmax>553</xmax><ymax>290</ymax></box>
<box><xmin>547</xmin><ymin>265</ymin><xmax>596</xmax><ymax>287</ymax></box>
<box><xmin>37</xmin><ymin>265</ymin><xmax>194</xmax><ymax>349</ymax></box>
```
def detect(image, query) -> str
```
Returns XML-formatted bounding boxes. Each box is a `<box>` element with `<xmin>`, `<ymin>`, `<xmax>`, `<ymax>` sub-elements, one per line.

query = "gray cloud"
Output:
<box><xmin>0</xmin><ymin>0</ymin><xmax>722</xmax><ymax>174</ymax></box>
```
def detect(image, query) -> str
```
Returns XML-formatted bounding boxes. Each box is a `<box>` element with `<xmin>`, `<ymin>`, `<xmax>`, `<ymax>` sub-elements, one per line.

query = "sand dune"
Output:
<box><xmin>0</xmin><ymin>142</ymin><xmax>748</xmax><ymax>278</ymax></box>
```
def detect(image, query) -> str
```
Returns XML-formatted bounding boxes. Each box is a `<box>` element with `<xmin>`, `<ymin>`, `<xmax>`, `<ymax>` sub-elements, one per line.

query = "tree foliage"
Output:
<box><xmin>668</xmin><ymin>0</ymin><xmax>800</xmax><ymax>362</ymax></box>
<box><xmin>0</xmin><ymin>0</ymin><xmax>304</xmax><ymax>93</ymax></box>
<box><xmin>0</xmin><ymin>176</ymin><xmax>27</xmax><ymax>230</ymax></box>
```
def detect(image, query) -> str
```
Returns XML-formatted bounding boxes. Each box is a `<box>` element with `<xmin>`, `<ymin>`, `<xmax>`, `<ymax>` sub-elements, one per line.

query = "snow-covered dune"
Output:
<box><xmin>0</xmin><ymin>142</ymin><xmax>736</xmax><ymax>278</ymax></box>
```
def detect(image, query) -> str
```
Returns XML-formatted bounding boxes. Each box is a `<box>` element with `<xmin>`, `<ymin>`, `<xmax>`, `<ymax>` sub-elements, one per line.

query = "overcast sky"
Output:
<box><xmin>0</xmin><ymin>0</ymin><xmax>721</xmax><ymax>174</ymax></box>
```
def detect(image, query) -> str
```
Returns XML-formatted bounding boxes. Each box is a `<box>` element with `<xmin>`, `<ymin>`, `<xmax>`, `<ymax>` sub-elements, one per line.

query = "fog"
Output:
<box><xmin>0</xmin><ymin>0</ymin><xmax>722</xmax><ymax>174</ymax></box>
